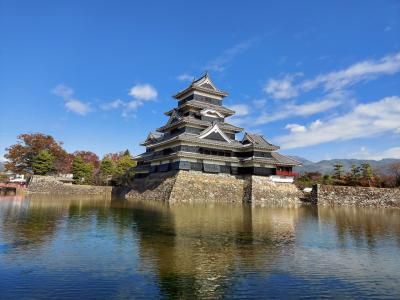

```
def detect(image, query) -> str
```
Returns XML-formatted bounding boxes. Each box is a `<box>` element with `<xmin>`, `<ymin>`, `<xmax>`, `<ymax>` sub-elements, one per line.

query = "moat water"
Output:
<box><xmin>0</xmin><ymin>196</ymin><xmax>399</xmax><ymax>299</ymax></box>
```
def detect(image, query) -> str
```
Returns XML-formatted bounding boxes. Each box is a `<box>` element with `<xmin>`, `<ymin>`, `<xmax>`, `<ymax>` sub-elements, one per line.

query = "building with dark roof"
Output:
<box><xmin>133</xmin><ymin>73</ymin><xmax>301</xmax><ymax>182</ymax></box>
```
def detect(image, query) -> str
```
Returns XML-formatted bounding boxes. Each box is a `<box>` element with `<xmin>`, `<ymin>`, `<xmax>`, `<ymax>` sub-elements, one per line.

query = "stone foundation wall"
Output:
<box><xmin>125</xmin><ymin>170</ymin><xmax>302</xmax><ymax>205</ymax></box>
<box><xmin>311</xmin><ymin>184</ymin><xmax>400</xmax><ymax>208</ymax></box>
<box><xmin>250</xmin><ymin>176</ymin><xmax>303</xmax><ymax>206</ymax></box>
<box><xmin>124</xmin><ymin>171</ymin><xmax>179</xmax><ymax>201</ymax></box>
<box><xmin>169</xmin><ymin>171</ymin><xmax>247</xmax><ymax>203</ymax></box>
<box><xmin>27</xmin><ymin>175</ymin><xmax>112</xmax><ymax>197</ymax></box>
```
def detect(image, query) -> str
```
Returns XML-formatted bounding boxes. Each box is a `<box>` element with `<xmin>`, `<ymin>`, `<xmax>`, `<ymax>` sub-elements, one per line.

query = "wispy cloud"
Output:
<box><xmin>351</xmin><ymin>146</ymin><xmax>400</xmax><ymax>160</ymax></box>
<box><xmin>177</xmin><ymin>73</ymin><xmax>194</xmax><ymax>82</ymax></box>
<box><xmin>204</xmin><ymin>39</ymin><xmax>256</xmax><ymax>72</ymax></box>
<box><xmin>226</xmin><ymin>104</ymin><xmax>251</xmax><ymax>117</ymax></box>
<box><xmin>264</xmin><ymin>52</ymin><xmax>400</xmax><ymax>100</ymax></box>
<box><xmin>253</xmin><ymin>99</ymin><xmax>267</xmax><ymax>109</ymax></box>
<box><xmin>52</xmin><ymin>84</ymin><xmax>92</xmax><ymax>116</ymax></box>
<box><xmin>100</xmin><ymin>83</ymin><xmax>158</xmax><ymax>118</ymax></box>
<box><xmin>264</xmin><ymin>73</ymin><xmax>302</xmax><ymax>99</ymax></box>
<box><xmin>230</xmin><ymin>92</ymin><xmax>345</xmax><ymax>127</ymax></box>
<box><xmin>276</xmin><ymin>96</ymin><xmax>400</xmax><ymax>149</ymax></box>
<box><xmin>285</xmin><ymin>123</ymin><xmax>307</xmax><ymax>133</ymax></box>
<box><xmin>100</xmin><ymin>99</ymin><xmax>125</xmax><ymax>111</ymax></box>
<box><xmin>52</xmin><ymin>84</ymin><xmax>74</xmax><ymax>98</ymax></box>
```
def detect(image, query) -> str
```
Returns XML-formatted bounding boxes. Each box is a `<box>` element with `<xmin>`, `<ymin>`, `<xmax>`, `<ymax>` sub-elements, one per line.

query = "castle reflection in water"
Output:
<box><xmin>0</xmin><ymin>196</ymin><xmax>399</xmax><ymax>299</ymax></box>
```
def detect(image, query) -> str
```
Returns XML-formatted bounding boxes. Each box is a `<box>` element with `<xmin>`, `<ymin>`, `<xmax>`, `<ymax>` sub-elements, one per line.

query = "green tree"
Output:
<box><xmin>389</xmin><ymin>163</ymin><xmax>400</xmax><ymax>187</ymax></box>
<box><xmin>333</xmin><ymin>163</ymin><xmax>344</xmax><ymax>180</ymax></box>
<box><xmin>72</xmin><ymin>156</ymin><xmax>93</xmax><ymax>184</ymax></box>
<box><xmin>348</xmin><ymin>164</ymin><xmax>361</xmax><ymax>185</ymax></box>
<box><xmin>322</xmin><ymin>174</ymin><xmax>333</xmax><ymax>185</ymax></box>
<box><xmin>99</xmin><ymin>157</ymin><xmax>114</xmax><ymax>185</ymax></box>
<box><xmin>114</xmin><ymin>154</ymin><xmax>136</xmax><ymax>176</ymax></box>
<box><xmin>5</xmin><ymin>133</ymin><xmax>70</xmax><ymax>173</ymax></box>
<box><xmin>32</xmin><ymin>150</ymin><xmax>55</xmax><ymax>175</ymax></box>
<box><xmin>361</xmin><ymin>163</ymin><xmax>374</xmax><ymax>186</ymax></box>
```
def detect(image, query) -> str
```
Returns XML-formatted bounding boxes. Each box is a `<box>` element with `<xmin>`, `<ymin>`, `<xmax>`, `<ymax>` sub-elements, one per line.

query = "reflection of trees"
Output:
<box><xmin>0</xmin><ymin>195</ymin><xmax>115</xmax><ymax>253</ymax></box>
<box><xmin>127</xmin><ymin>201</ymin><xmax>300</xmax><ymax>299</ymax></box>
<box><xmin>318</xmin><ymin>206</ymin><xmax>400</xmax><ymax>248</ymax></box>
<box><xmin>0</xmin><ymin>197</ymin><xmax>66</xmax><ymax>251</ymax></box>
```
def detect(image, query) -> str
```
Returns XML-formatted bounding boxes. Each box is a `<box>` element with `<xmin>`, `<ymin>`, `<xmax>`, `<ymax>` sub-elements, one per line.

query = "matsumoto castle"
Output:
<box><xmin>133</xmin><ymin>73</ymin><xmax>301</xmax><ymax>182</ymax></box>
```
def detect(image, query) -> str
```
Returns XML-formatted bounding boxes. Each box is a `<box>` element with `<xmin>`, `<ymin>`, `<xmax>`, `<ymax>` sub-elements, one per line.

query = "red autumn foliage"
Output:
<box><xmin>4</xmin><ymin>133</ymin><xmax>71</xmax><ymax>173</ymax></box>
<box><xmin>72</xmin><ymin>151</ymin><xmax>100</xmax><ymax>169</ymax></box>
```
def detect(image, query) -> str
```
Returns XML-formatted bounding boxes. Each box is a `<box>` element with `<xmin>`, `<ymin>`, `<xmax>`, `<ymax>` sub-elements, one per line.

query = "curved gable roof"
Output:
<box><xmin>198</xmin><ymin>122</ymin><xmax>232</xmax><ymax>143</ymax></box>
<box><xmin>242</xmin><ymin>133</ymin><xmax>280</xmax><ymax>150</ymax></box>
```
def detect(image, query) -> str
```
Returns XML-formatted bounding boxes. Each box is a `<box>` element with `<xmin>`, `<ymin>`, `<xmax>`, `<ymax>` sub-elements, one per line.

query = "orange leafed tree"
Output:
<box><xmin>4</xmin><ymin>133</ymin><xmax>71</xmax><ymax>174</ymax></box>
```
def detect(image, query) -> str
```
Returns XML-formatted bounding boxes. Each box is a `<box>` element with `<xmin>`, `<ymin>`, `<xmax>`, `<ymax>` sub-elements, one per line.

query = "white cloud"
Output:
<box><xmin>100</xmin><ymin>99</ymin><xmax>125</xmax><ymax>110</ymax></box>
<box><xmin>99</xmin><ymin>84</ymin><xmax>158</xmax><ymax>117</ymax></box>
<box><xmin>285</xmin><ymin>124</ymin><xmax>307</xmax><ymax>133</ymax></box>
<box><xmin>122</xmin><ymin>83</ymin><xmax>158</xmax><ymax>117</ymax></box>
<box><xmin>228</xmin><ymin>91</ymin><xmax>345</xmax><ymax>128</ymax></box>
<box><xmin>205</xmin><ymin>39</ymin><xmax>256</xmax><ymax>72</ymax></box>
<box><xmin>309</xmin><ymin>119</ymin><xmax>323</xmax><ymax>130</ymax></box>
<box><xmin>264</xmin><ymin>52</ymin><xmax>400</xmax><ymax>99</ymax></box>
<box><xmin>264</xmin><ymin>75</ymin><xmax>298</xmax><ymax>99</ymax></box>
<box><xmin>277</xmin><ymin>96</ymin><xmax>400</xmax><ymax>149</ymax></box>
<box><xmin>227</xmin><ymin>104</ymin><xmax>250</xmax><ymax>116</ymax></box>
<box><xmin>52</xmin><ymin>84</ymin><xmax>74</xmax><ymax>99</ymax></box>
<box><xmin>177</xmin><ymin>74</ymin><xmax>194</xmax><ymax>82</ymax></box>
<box><xmin>126</xmin><ymin>100</ymin><xmax>143</xmax><ymax>111</ymax></box>
<box><xmin>378</xmin><ymin>147</ymin><xmax>400</xmax><ymax>159</ymax></box>
<box><xmin>255</xmin><ymin>96</ymin><xmax>342</xmax><ymax>125</ymax></box>
<box><xmin>302</xmin><ymin>52</ymin><xmax>400</xmax><ymax>92</ymax></box>
<box><xmin>229</xmin><ymin>96</ymin><xmax>341</xmax><ymax>127</ymax></box>
<box><xmin>353</xmin><ymin>146</ymin><xmax>400</xmax><ymax>160</ymax></box>
<box><xmin>65</xmin><ymin>99</ymin><xmax>91</xmax><ymax>116</ymax></box>
<box><xmin>52</xmin><ymin>84</ymin><xmax>92</xmax><ymax>116</ymax></box>
<box><xmin>129</xmin><ymin>84</ymin><xmax>158</xmax><ymax>101</ymax></box>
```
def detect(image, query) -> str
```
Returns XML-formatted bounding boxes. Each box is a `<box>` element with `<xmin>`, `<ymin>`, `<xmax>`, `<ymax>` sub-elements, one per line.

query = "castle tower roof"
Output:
<box><xmin>173</xmin><ymin>73</ymin><xmax>228</xmax><ymax>99</ymax></box>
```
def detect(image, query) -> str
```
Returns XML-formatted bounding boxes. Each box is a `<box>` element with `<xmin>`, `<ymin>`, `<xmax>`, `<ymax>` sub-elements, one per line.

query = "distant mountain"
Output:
<box><xmin>293</xmin><ymin>157</ymin><xmax>400</xmax><ymax>175</ymax></box>
<box><xmin>0</xmin><ymin>162</ymin><xmax>4</xmax><ymax>172</ymax></box>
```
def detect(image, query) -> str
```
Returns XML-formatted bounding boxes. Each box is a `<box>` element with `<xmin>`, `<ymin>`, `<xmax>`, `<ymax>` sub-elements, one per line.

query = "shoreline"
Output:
<box><xmin>3</xmin><ymin>174</ymin><xmax>398</xmax><ymax>208</ymax></box>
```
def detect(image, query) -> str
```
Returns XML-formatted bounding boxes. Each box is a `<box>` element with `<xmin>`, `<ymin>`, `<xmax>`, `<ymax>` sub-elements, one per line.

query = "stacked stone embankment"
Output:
<box><xmin>250</xmin><ymin>175</ymin><xmax>303</xmax><ymax>206</ymax></box>
<box><xmin>125</xmin><ymin>170</ymin><xmax>302</xmax><ymax>205</ymax></box>
<box><xmin>27</xmin><ymin>175</ymin><xmax>112</xmax><ymax>196</ymax></box>
<box><xmin>311</xmin><ymin>184</ymin><xmax>400</xmax><ymax>208</ymax></box>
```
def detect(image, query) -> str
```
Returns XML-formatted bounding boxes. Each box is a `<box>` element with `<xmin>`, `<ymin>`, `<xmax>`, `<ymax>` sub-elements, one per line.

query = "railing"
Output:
<box><xmin>276</xmin><ymin>170</ymin><xmax>299</xmax><ymax>177</ymax></box>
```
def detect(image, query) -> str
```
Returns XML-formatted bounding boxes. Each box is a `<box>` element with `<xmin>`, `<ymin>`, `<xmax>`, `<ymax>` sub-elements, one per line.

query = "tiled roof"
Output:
<box><xmin>243</xmin><ymin>133</ymin><xmax>280</xmax><ymax>150</ymax></box>
<box><xmin>242</xmin><ymin>153</ymin><xmax>301</xmax><ymax>166</ymax></box>
<box><xmin>271</xmin><ymin>152</ymin><xmax>302</xmax><ymax>166</ymax></box>
<box><xmin>173</xmin><ymin>73</ymin><xmax>228</xmax><ymax>99</ymax></box>
<box><xmin>140</xmin><ymin>132</ymin><xmax>164</xmax><ymax>146</ymax></box>
<box><xmin>165</xmin><ymin>100</ymin><xmax>235</xmax><ymax>116</ymax></box>
<box><xmin>157</xmin><ymin>117</ymin><xmax>243</xmax><ymax>133</ymax></box>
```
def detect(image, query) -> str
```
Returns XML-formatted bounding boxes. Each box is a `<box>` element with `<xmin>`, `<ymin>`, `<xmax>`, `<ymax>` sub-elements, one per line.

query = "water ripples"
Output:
<box><xmin>0</xmin><ymin>197</ymin><xmax>399</xmax><ymax>299</ymax></box>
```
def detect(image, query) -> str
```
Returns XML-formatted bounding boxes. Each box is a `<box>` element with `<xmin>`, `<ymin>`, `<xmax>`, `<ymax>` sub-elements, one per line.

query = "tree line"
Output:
<box><xmin>295</xmin><ymin>162</ymin><xmax>400</xmax><ymax>189</ymax></box>
<box><xmin>4</xmin><ymin>133</ymin><xmax>136</xmax><ymax>185</ymax></box>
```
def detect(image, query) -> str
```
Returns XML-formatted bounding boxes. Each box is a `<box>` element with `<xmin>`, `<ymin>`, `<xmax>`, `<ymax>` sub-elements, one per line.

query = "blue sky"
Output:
<box><xmin>1</xmin><ymin>0</ymin><xmax>399</xmax><ymax>162</ymax></box>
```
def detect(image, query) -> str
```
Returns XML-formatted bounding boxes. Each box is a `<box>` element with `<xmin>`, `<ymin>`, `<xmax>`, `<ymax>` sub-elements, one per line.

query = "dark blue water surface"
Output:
<box><xmin>0</xmin><ymin>195</ymin><xmax>399</xmax><ymax>299</ymax></box>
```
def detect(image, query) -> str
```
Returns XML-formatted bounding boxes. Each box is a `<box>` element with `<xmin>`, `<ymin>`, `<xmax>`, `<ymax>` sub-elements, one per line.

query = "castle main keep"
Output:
<box><xmin>133</xmin><ymin>73</ymin><xmax>300</xmax><ymax>182</ymax></box>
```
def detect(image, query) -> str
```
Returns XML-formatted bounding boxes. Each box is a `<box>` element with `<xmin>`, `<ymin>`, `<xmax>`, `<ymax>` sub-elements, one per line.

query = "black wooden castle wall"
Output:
<box><xmin>145</xmin><ymin>160</ymin><xmax>276</xmax><ymax>176</ymax></box>
<box><xmin>178</xmin><ymin>94</ymin><xmax>222</xmax><ymax>106</ymax></box>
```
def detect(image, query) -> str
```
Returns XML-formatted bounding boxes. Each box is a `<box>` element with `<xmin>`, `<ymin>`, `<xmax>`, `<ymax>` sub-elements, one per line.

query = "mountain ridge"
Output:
<box><xmin>292</xmin><ymin>156</ymin><xmax>399</xmax><ymax>175</ymax></box>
